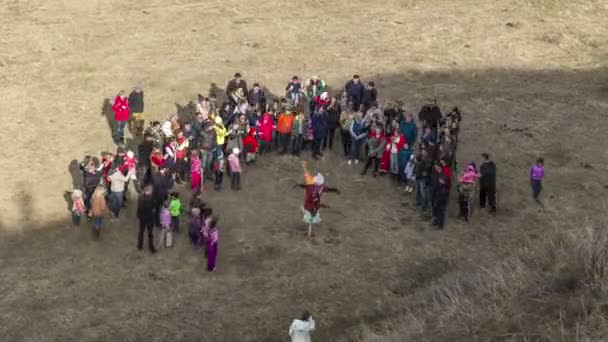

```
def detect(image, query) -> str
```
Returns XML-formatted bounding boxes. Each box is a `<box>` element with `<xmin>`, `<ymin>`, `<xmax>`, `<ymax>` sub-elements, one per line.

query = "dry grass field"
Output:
<box><xmin>1</xmin><ymin>0</ymin><xmax>608</xmax><ymax>341</ymax></box>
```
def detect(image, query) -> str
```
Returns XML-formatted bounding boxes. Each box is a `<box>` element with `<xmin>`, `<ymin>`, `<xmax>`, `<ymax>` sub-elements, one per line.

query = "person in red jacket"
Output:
<box><xmin>243</xmin><ymin>127</ymin><xmax>259</xmax><ymax>164</ymax></box>
<box><xmin>112</xmin><ymin>90</ymin><xmax>130</xmax><ymax>144</ymax></box>
<box><xmin>258</xmin><ymin>111</ymin><xmax>274</xmax><ymax>154</ymax></box>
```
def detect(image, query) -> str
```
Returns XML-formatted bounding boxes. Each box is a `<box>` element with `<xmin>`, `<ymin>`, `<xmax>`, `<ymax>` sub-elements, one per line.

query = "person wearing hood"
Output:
<box><xmin>399</xmin><ymin>112</ymin><xmax>418</xmax><ymax>148</ymax></box>
<box><xmin>112</xmin><ymin>90</ymin><xmax>130</xmax><ymax>144</ymax></box>
<box><xmin>348</xmin><ymin>111</ymin><xmax>367</xmax><ymax>165</ymax></box>
<box><xmin>311</xmin><ymin>107</ymin><xmax>328</xmax><ymax>160</ymax></box>
<box><xmin>128</xmin><ymin>86</ymin><xmax>145</xmax><ymax>136</ymax></box>
<box><xmin>295</xmin><ymin>173</ymin><xmax>340</xmax><ymax>238</ymax></box>
<box><xmin>289</xmin><ymin>311</ymin><xmax>316</xmax><ymax>342</ymax></box>
<box><xmin>344</xmin><ymin>74</ymin><xmax>365</xmax><ymax>111</ymax></box>
<box><xmin>479</xmin><ymin>153</ymin><xmax>497</xmax><ymax>213</ymax></box>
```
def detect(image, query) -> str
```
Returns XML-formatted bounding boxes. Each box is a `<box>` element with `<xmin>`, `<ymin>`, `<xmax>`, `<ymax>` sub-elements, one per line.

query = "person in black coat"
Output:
<box><xmin>226</xmin><ymin>73</ymin><xmax>248</xmax><ymax>105</ymax></box>
<box><xmin>431</xmin><ymin>175</ymin><xmax>450</xmax><ymax>229</ymax></box>
<box><xmin>311</xmin><ymin>107</ymin><xmax>328</xmax><ymax>160</ymax></box>
<box><xmin>137</xmin><ymin>135</ymin><xmax>154</xmax><ymax>185</ymax></box>
<box><xmin>418</xmin><ymin>99</ymin><xmax>442</xmax><ymax>133</ymax></box>
<box><xmin>344</xmin><ymin>75</ymin><xmax>365</xmax><ymax>111</ymax></box>
<box><xmin>362</xmin><ymin>81</ymin><xmax>377</xmax><ymax>112</ymax></box>
<box><xmin>247</xmin><ymin>83</ymin><xmax>266</xmax><ymax>110</ymax></box>
<box><xmin>137</xmin><ymin>184</ymin><xmax>157</xmax><ymax>253</ymax></box>
<box><xmin>324</xmin><ymin>96</ymin><xmax>341</xmax><ymax>150</ymax></box>
<box><xmin>151</xmin><ymin>168</ymin><xmax>173</xmax><ymax>226</ymax></box>
<box><xmin>479</xmin><ymin>153</ymin><xmax>497</xmax><ymax>213</ymax></box>
<box><xmin>128</xmin><ymin>87</ymin><xmax>145</xmax><ymax>135</ymax></box>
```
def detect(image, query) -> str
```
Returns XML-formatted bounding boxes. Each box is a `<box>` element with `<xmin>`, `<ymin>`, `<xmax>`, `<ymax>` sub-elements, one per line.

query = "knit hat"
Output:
<box><xmin>215</xmin><ymin>116</ymin><xmax>223</xmax><ymax>125</ymax></box>
<box><xmin>320</xmin><ymin>92</ymin><xmax>329</xmax><ymax>101</ymax></box>
<box><xmin>232</xmin><ymin>147</ymin><xmax>240</xmax><ymax>155</ymax></box>
<box><xmin>126</xmin><ymin>150</ymin><xmax>134</xmax><ymax>159</ymax></box>
<box><xmin>72</xmin><ymin>189</ymin><xmax>83</xmax><ymax>199</ymax></box>
<box><xmin>313</xmin><ymin>173</ymin><xmax>325</xmax><ymax>185</ymax></box>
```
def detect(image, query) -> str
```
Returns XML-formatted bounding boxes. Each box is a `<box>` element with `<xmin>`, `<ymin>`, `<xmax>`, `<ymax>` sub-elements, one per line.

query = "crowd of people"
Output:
<box><xmin>68</xmin><ymin>72</ymin><xmax>547</xmax><ymax>272</ymax></box>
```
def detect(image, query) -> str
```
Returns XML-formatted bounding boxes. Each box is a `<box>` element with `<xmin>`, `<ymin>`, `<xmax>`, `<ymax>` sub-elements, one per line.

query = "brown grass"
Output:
<box><xmin>1</xmin><ymin>0</ymin><xmax>608</xmax><ymax>341</ymax></box>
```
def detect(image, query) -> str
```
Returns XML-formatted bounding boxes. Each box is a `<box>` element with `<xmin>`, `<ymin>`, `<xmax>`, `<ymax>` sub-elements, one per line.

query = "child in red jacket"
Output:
<box><xmin>243</xmin><ymin>128</ymin><xmax>259</xmax><ymax>164</ymax></box>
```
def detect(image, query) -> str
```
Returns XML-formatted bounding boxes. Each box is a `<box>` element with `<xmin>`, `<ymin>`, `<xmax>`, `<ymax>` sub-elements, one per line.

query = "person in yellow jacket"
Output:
<box><xmin>213</xmin><ymin>115</ymin><xmax>228</xmax><ymax>146</ymax></box>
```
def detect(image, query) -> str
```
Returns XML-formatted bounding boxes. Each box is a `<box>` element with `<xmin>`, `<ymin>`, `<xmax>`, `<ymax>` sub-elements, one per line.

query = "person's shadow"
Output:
<box><xmin>101</xmin><ymin>98</ymin><xmax>114</xmax><ymax>141</ymax></box>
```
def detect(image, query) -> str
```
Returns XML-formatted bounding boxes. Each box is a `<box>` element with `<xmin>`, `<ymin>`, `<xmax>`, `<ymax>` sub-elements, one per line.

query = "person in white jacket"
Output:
<box><xmin>289</xmin><ymin>311</ymin><xmax>315</xmax><ymax>342</ymax></box>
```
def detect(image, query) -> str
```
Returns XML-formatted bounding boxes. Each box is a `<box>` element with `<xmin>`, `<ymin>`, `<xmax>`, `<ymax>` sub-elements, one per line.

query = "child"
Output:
<box><xmin>213</xmin><ymin>150</ymin><xmax>226</xmax><ymax>191</ymax></box>
<box><xmin>71</xmin><ymin>189</ymin><xmax>85</xmax><ymax>227</ymax></box>
<box><xmin>228</xmin><ymin>147</ymin><xmax>242</xmax><ymax>190</ymax></box>
<box><xmin>120</xmin><ymin>150</ymin><xmax>138</xmax><ymax>179</ymax></box>
<box><xmin>404</xmin><ymin>154</ymin><xmax>416</xmax><ymax>193</ymax></box>
<box><xmin>206</xmin><ymin>217</ymin><xmax>220</xmax><ymax>272</ymax></box>
<box><xmin>291</xmin><ymin>111</ymin><xmax>305</xmax><ymax>156</ymax></box>
<box><xmin>200</xmin><ymin>208</ymin><xmax>213</xmax><ymax>256</ymax></box>
<box><xmin>242</xmin><ymin>127</ymin><xmax>259</xmax><ymax>164</ymax></box>
<box><xmin>458</xmin><ymin>163</ymin><xmax>480</xmax><ymax>221</ymax></box>
<box><xmin>169</xmin><ymin>192</ymin><xmax>182</xmax><ymax>233</ymax></box>
<box><xmin>159</xmin><ymin>201</ymin><xmax>173</xmax><ymax>248</ymax></box>
<box><xmin>190</xmin><ymin>150</ymin><xmax>202</xmax><ymax>195</ymax></box>
<box><xmin>530</xmin><ymin>157</ymin><xmax>545</xmax><ymax>205</ymax></box>
<box><xmin>286</xmin><ymin>76</ymin><xmax>303</xmax><ymax>106</ymax></box>
<box><xmin>188</xmin><ymin>207</ymin><xmax>202</xmax><ymax>247</ymax></box>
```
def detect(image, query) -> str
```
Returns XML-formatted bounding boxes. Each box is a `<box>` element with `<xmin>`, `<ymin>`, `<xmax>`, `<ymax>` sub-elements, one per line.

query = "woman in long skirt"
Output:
<box><xmin>206</xmin><ymin>217</ymin><xmax>219</xmax><ymax>272</ymax></box>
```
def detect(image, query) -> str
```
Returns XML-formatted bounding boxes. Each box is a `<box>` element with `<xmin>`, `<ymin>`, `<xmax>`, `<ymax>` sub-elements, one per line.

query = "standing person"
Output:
<box><xmin>286</xmin><ymin>76</ymin><xmax>303</xmax><ymax>106</ymax></box>
<box><xmin>247</xmin><ymin>82</ymin><xmax>266</xmax><ymax>110</ymax></box>
<box><xmin>404</xmin><ymin>154</ymin><xmax>417</xmax><ymax>193</ymax></box>
<box><xmin>128</xmin><ymin>86</ymin><xmax>145</xmax><ymax>136</ymax></box>
<box><xmin>70</xmin><ymin>190</ymin><xmax>85</xmax><ymax>227</ymax></box>
<box><xmin>243</xmin><ymin>127</ymin><xmax>259</xmax><ymax>164</ymax></box>
<box><xmin>479</xmin><ymin>153</ymin><xmax>497</xmax><ymax>213</ymax></box>
<box><xmin>112</xmin><ymin>90</ymin><xmax>130</xmax><ymax>144</ymax></box>
<box><xmin>344</xmin><ymin>75</ymin><xmax>365</xmax><ymax>111</ymax></box>
<box><xmin>258</xmin><ymin>110</ymin><xmax>274</xmax><ymax>154</ymax></box>
<box><xmin>175</xmin><ymin>131</ymin><xmax>190</xmax><ymax>184</ymax></box>
<box><xmin>339</xmin><ymin>111</ymin><xmax>354</xmax><ymax>158</ymax></box>
<box><xmin>291</xmin><ymin>111</ymin><xmax>305</xmax><ymax>157</ymax></box>
<box><xmin>188</xmin><ymin>207</ymin><xmax>202</xmax><ymax>248</ymax></box>
<box><xmin>361</xmin><ymin>125</ymin><xmax>386</xmax><ymax>177</ymax></box>
<box><xmin>362</xmin><ymin>81</ymin><xmax>377</xmax><ymax>112</ymax></box>
<box><xmin>228</xmin><ymin>147</ymin><xmax>242</xmax><ymax>190</ymax></box>
<box><xmin>213</xmin><ymin>150</ymin><xmax>226</xmax><ymax>191</ymax></box>
<box><xmin>226</xmin><ymin>73</ymin><xmax>248</xmax><ymax>105</ymax></box>
<box><xmin>399</xmin><ymin>112</ymin><xmax>418</xmax><ymax>148</ymax></box>
<box><xmin>324</xmin><ymin>96</ymin><xmax>341</xmax><ymax>150</ymax></box>
<box><xmin>158</xmin><ymin>201</ymin><xmax>173</xmax><ymax>248</ymax></box>
<box><xmin>152</xmin><ymin>168</ymin><xmax>172</xmax><ymax>226</ymax></box>
<box><xmin>348</xmin><ymin>112</ymin><xmax>367</xmax><ymax>165</ymax></box>
<box><xmin>169</xmin><ymin>192</ymin><xmax>182</xmax><ymax>234</ymax></box>
<box><xmin>138</xmin><ymin>134</ymin><xmax>154</xmax><ymax>184</ymax></box>
<box><xmin>431</xmin><ymin>175</ymin><xmax>451</xmax><ymax>229</ymax></box>
<box><xmin>108</xmin><ymin>168</ymin><xmax>134</xmax><ymax>219</ymax></box>
<box><xmin>277</xmin><ymin>106</ymin><xmax>295</xmax><ymax>155</ymax></box>
<box><xmin>304</xmin><ymin>76</ymin><xmax>326</xmax><ymax>113</ymax></box>
<box><xmin>311</xmin><ymin>107</ymin><xmax>328</xmax><ymax>160</ymax></box>
<box><xmin>190</xmin><ymin>150</ymin><xmax>202</xmax><ymax>196</ymax></box>
<box><xmin>530</xmin><ymin>157</ymin><xmax>545</xmax><ymax>205</ymax></box>
<box><xmin>80</xmin><ymin>157</ymin><xmax>103</xmax><ymax>214</ymax></box>
<box><xmin>415</xmin><ymin>149</ymin><xmax>433</xmax><ymax>211</ymax></box>
<box><xmin>458</xmin><ymin>163</ymin><xmax>480</xmax><ymax>222</ymax></box>
<box><xmin>137</xmin><ymin>184</ymin><xmax>157</xmax><ymax>253</ymax></box>
<box><xmin>89</xmin><ymin>185</ymin><xmax>108</xmax><ymax>240</ymax></box>
<box><xmin>289</xmin><ymin>311</ymin><xmax>316</xmax><ymax>342</ymax></box>
<box><xmin>418</xmin><ymin>98</ymin><xmax>442</xmax><ymax>134</ymax></box>
<box><xmin>206</xmin><ymin>217</ymin><xmax>220</xmax><ymax>272</ymax></box>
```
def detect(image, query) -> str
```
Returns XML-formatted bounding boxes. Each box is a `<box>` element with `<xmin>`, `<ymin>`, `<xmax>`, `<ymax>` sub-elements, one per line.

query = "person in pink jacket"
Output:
<box><xmin>112</xmin><ymin>90</ymin><xmax>130</xmax><ymax>144</ymax></box>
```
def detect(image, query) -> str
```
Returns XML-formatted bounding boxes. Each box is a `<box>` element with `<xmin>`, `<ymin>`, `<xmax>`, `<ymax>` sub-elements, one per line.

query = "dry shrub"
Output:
<box><xmin>353</xmin><ymin>223</ymin><xmax>608</xmax><ymax>342</ymax></box>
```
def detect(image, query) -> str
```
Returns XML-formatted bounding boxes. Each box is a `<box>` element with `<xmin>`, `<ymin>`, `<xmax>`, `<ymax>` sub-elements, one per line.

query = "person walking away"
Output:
<box><xmin>108</xmin><ymin>167</ymin><xmax>134</xmax><ymax>219</ymax></box>
<box><xmin>169</xmin><ymin>192</ymin><xmax>182</xmax><ymax>234</ymax></box>
<box><xmin>89</xmin><ymin>185</ymin><xmax>108</xmax><ymax>240</ymax></box>
<box><xmin>289</xmin><ymin>311</ymin><xmax>316</xmax><ymax>342</ymax></box>
<box><xmin>361</xmin><ymin>125</ymin><xmax>386</xmax><ymax>177</ymax></box>
<box><xmin>324</xmin><ymin>96</ymin><xmax>341</xmax><ymax>150</ymax></box>
<box><xmin>70</xmin><ymin>189</ymin><xmax>85</xmax><ymax>227</ymax></box>
<box><xmin>128</xmin><ymin>86</ymin><xmax>145</xmax><ymax>136</ymax></box>
<box><xmin>137</xmin><ymin>184</ymin><xmax>157</xmax><ymax>253</ymax></box>
<box><xmin>348</xmin><ymin>112</ymin><xmax>367</xmax><ymax>165</ymax></box>
<box><xmin>530</xmin><ymin>157</ymin><xmax>545</xmax><ymax>205</ymax></box>
<box><xmin>345</xmin><ymin>74</ymin><xmax>365</xmax><ymax>111</ymax></box>
<box><xmin>158</xmin><ymin>200</ymin><xmax>173</xmax><ymax>248</ymax></box>
<box><xmin>112</xmin><ymin>90</ymin><xmax>130</xmax><ymax>144</ymax></box>
<box><xmin>311</xmin><ymin>107</ymin><xmax>328</xmax><ymax>160</ymax></box>
<box><xmin>228</xmin><ymin>147</ymin><xmax>242</xmax><ymax>190</ymax></box>
<box><xmin>479</xmin><ymin>153</ymin><xmax>497</xmax><ymax>213</ymax></box>
<box><xmin>339</xmin><ymin>111</ymin><xmax>354</xmax><ymax>158</ymax></box>
<box><xmin>206</xmin><ymin>217</ymin><xmax>220</xmax><ymax>272</ymax></box>
<box><xmin>277</xmin><ymin>107</ymin><xmax>295</xmax><ymax>154</ymax></box>
<box><xmin>190</xmin><ymin>150</ymin><xmax>202</xmax><ymax>195</ymax></box>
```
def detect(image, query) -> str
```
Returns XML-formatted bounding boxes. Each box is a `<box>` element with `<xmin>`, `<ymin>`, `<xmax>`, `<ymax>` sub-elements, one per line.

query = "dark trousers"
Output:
<box><xmin>350</xmin><ymin>98</ymin><xmax>361</xmax><ymax>112</ymax></box>
<box><xmin>291</xmin><ymin>134</ymin><xmax>303</xmax><ymax>156</ymax></box>
<box><xmin>214</xmin><ymin>171</ymin><xmax>224</xmax><ymax>189</ymax></box>
<box><xmin>137</xmin><ymin>221</ymin><xmax>155</xmax><ymax>250</ymax></box>
<box><xmin>479</xmin><ymin>184</ymin><xmax>496</xmax><ymax>211</ymax></box>
<box><xmin>531</xmin><ymin>179</ymin><xmax>542</xmax><ymax>200</ymax></box>
<box><xmin>362</xmin><ymin>156</ymin><xmax>380</xmax><ymax>174</ymax></box>
<box><xmin>279</xmin><ymin>133</ymin><xmax>291</xmax><ymax>154</ymax></box>
<box><xmin>458</xmin><ymin>192</ymin><xmax>472</xmax><ymax>220</ymax></box>
<box><xmin>340</xmin><ymin>130</ymin><xmax>351</xmax><ymax>157</ymax></box>
<box><xmin>171</xmin><ymin>216</ymin><xmax>180</xmax><ymax>233</ymax></box>
<box><xmin>432</xmin><ymin>200</ymin><xmax>448</xmax><ymax>228</ymax></box>
<box><xmin>176</xmin><ymin>158</ymin><xmax>188</xmax><ymax>181</ymax></box>
<box><xmin>231</xmin><ymin>172</ymin><xmax>241</xmax><ymax>190</ymax></box>
<box><xmin>323</xmin><ymin>128</ymin><xmax>337</xmax><ymax>149</ymax></box>
<box><xmin>312</xmin><ymin>136</ymin><xmax>323</xmax><ymax>157</ymax></box>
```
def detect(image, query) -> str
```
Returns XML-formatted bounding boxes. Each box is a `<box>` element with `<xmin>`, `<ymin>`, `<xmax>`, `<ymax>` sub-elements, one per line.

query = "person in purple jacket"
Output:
<box><xmin>530</xmin><ymin>157</ymin><xmax>545</xmax><ymax>205</ymax></box>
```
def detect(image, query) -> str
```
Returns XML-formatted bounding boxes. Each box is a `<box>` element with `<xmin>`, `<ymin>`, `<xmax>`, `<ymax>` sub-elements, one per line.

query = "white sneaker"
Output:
<box><xmin>347</xmin><ymin>160</ymin><xmax>352</xmax><ymax>166</ymax></box>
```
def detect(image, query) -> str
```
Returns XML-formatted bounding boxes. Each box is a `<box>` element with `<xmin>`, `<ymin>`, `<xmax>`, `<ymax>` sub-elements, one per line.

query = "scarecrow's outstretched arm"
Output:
<box><xmin>326</xmin><ymin>187</ymin><xmax>340</xmax><ymax>194</ymax></box>
<box><xmin>293</xmin><ymin>183</ymin><xmax>307</xmax><ymax>189</ymax></box>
